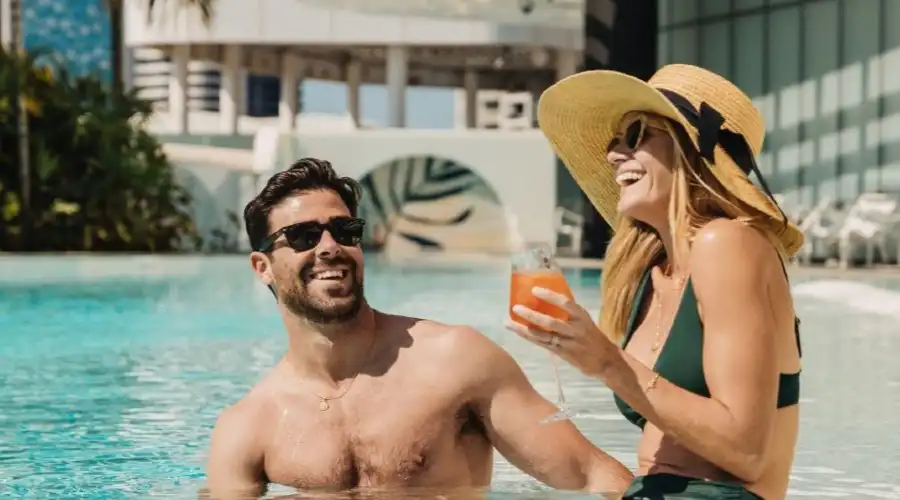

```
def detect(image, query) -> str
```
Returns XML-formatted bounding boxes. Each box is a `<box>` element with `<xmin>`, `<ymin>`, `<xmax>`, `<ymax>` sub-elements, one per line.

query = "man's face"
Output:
<box><xmin>251</xmin><ymin>189</ymin><xmax>365</xmax><ymax>324</ymax></box>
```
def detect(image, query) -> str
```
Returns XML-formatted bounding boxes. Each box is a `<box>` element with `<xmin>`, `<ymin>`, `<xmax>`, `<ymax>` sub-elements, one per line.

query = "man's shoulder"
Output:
<box><xmin>212</xmin><ymin>376</ymin><xmax>276</xmax><ymax>439</ymax></box>
<box><xmin>401</xmin><ymin>316</ymin><xmax>498</xmax><ymax>353</ymax></box>
<box><xmin>208</xmin><ymin>379</ymin><xmax>275</xmax><ymax>465</ymax></box>
<box><xmin>394</xmin><ymin>315</ymin><xmax>517</xmax><ymax>375</ymax></box>
<box><xmin>213</xmin><ymin>391</ymin><xmax>264</xmax><ymax>436</ymax></box>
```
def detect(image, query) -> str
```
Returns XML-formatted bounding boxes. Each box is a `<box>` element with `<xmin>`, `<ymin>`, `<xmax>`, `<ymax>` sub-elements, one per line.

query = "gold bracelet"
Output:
<box><xmin>645</xmin><ymin>373</ymin><xmax>661</xmax><ymax>393</ymax></box>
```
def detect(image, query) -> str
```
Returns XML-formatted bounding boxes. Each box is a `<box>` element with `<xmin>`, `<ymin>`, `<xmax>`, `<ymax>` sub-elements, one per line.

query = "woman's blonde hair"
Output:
<box><xmin>599</xmin><ymin>114</ymin><xmax>788</xmax><ymax>344</ymax></box>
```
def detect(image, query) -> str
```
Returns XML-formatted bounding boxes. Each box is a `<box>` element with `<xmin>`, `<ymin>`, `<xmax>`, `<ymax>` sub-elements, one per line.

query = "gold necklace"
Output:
<box><xmin>651</xmin><ymin>274</ymin><xmax>687</xmax><ymax>352</ymax></box>
<box><xmin>295</xmin><ymin>332</ymin><xmax>377</xmax><ymax>412</ymax></box>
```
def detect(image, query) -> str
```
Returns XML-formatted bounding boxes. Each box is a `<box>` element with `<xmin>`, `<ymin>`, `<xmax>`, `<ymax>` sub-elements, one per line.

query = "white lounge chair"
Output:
<box><xmin>797</xmin><ymin>197</ymin><xmax>846</xmax><ymax>265</ymax></box>
<box><xmin>554</xmin><ymin>206</ymin><xmax>585</xmax><ymax>257</ymax></box>
<box><xmin>836</xmin><ymin>192</ymin><xmax>900</xmax><ymax>268</ymax></box>
<box><xmin>771</xmin><ymin>193</ymin><xmax>809</xmax><ymax>226</ymax></box>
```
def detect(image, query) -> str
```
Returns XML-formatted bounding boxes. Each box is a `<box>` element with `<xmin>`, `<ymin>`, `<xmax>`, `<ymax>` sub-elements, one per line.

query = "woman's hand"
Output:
<box><xmin>505</xmin><ymin>286</ymin><xmax>619</xmax><ymax>378</ymax></box>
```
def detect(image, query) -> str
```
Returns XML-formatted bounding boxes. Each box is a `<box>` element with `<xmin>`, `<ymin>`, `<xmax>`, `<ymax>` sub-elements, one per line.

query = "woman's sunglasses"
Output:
<box><xmin>607</xmin><ymin>115</ymin><xmax>657</xmax><ymax>153</ymax></box>
<box><xmin>256</xmin><ymin>216</ymin><xmax>366</xmax><ymax>252</ymax></box>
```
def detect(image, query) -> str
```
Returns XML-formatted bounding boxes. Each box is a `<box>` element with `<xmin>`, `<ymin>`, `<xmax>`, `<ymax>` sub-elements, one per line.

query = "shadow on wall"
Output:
<box><xmin>358</xmin><ymin>156</ymin><xmax>515</xmax><ymax>256</ymax></box>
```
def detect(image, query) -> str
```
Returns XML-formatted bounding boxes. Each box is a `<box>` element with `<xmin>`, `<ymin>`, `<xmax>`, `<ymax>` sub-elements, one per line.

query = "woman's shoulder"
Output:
<box><xmin>692</xmin><ymin>218</ymin><xmax>775</xmax><ymax>258</ymax></box>
<box><xmin>689</xmin><ymin>218</ymin><xmax>782</xmax><ymax>281</ymax></box>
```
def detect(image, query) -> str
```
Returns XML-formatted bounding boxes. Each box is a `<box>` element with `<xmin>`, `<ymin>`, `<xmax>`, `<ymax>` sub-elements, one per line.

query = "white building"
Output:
<box><xmin>124</xmin><ymin>0</ymin><xmax>584</xmax><ymax>134</ymax></box>
<box><xmin>122</xmin><ymin>0</ymin><xmax>596</xmax><ymax>256</ymax></box>
<box><xmin>131</xmin><ymin>47</ymin><xmax>221</xmax><ymax>112</ymax></box>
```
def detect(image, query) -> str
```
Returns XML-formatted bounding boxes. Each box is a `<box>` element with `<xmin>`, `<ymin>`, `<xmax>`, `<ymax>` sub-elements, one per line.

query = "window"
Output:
<box><xmin>839</xmin><ymin>0</ymin><xmax>881</xmax><ymax>198</ymax></box>
<box><xmin>802</xmin><ymin>0</ymin><xmax>840</xmax><ymax>201</ymax></box>
<box><xmin>700</xmin><ymin>21</ymin><xmax>731</xmax><ymax>79</ymax></box>
<box><xmin>733</xmin><ymin>13</ymin><xmax>765</xmax><ymax>99</ymax></box>
<box><xmin>670</xmin><ymin>27</ymin><xmax>699</xmax><ymax>65</ymax></box>
<box><xmin>671</xmin><ymin>0</ymin><xmax>699</xmax><ymax>25</ymax></box>
<box><xmin>766</xmin><ymin>6</ymin><xmax>801</xmax><ymax>194</ymax></box>
<box><xmin>733</xmin><ymin>0</ymin><xmax>765</xmax><ymax>12</ymax></box>
<box><xmin>699</xmin><ymin>0</ymin><xmax>730</xmax><ymax>18</ymax></box>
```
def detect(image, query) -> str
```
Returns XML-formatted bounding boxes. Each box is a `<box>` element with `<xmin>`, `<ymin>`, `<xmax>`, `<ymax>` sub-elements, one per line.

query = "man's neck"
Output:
<box><xmin>281</xmin><ymin>303</ymin><xmax>378</xmax><ymax>386</ymax></box>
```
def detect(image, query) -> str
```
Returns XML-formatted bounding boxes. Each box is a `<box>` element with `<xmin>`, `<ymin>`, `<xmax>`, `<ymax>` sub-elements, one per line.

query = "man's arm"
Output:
<box><xmin>456</xmin><ymin>327</ymin><xmax>633</xmax><ymax>494</ymax></box>
<box><xmin>204</xmin><ymin>402</ymin><xmax>268</xmax><ymax>500</ymax></box>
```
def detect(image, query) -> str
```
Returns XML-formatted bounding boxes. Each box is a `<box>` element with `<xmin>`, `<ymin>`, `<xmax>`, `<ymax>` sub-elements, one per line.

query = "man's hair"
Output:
<box><xmin>243</xmin><ymin>157</ymin><xmax>363</xmax><ymax>251</ymax></box>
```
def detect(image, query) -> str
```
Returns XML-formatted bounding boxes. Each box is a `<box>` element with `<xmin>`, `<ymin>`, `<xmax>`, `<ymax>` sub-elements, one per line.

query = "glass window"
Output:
<box><xmin>733</xmin><ymin>0</ymin><xmax>765</xmax><ymax>12</ymax></box>
<box><xmin>658</xmin><ymin>30</ymin><xmax>671</xmax><ymax>67</ymax></box>
<box><xmin>700</xmin><ymin>21</ymin><xmax>730</xmax><ymax>78</ymax></box>
<box><xmin>766</xmin><ymin>6</ymin><xmax>801</xmax><ymax>193</ymax></box>
<box><xmin>670</xmin><ymin>26</ymin><xmax>699</xmax><ymax>64</ymax></box>
<box><xmin>659</xmin><ymin>0</ymin><xmax>672</xmax><ymax>29</ymax></box>
<box><xmin>671</xmin><ymin>0</ymin><xmax>699</xmax><ymax>25</ymax></box>
<box><xmin>839</xmin><ymin>0</ymin><xmax>881</xmax><ymax>199</ymax></box>
<box><xmin>802</xmin><ymin>0</ymin><xmax>840</xmax><ymax>202</ymax></box>
<box><xmin>699</xmin><ymin>0</ymin><xmax>730</xmax><ymax>18</ymax></box>
<box><xmin>878</xmin><ymin>0</ymin><xmax>900</xmax><ymax>193</ymax></box>
<box><xmin>734</xmin><ymin>13</ymin><xmax>765</xmax><ymax>99</ymax></box>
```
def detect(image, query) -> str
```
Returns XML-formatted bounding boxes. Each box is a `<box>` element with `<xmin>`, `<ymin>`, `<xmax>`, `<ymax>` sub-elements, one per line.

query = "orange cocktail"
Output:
<box><xmin>509</xmin><ymin>269</ymin><xmax>574</xmax><ymax>332</ymax></box>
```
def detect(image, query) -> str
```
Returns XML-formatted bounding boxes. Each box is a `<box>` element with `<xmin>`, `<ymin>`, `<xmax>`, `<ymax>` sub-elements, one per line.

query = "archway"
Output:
<box><xmin>356</xmin><ymin>155</ymin><xmax>513</xmax><ymax>255</ymax></box>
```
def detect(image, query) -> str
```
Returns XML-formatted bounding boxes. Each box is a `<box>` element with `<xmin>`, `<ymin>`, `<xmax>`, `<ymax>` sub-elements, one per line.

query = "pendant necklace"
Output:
<box><xmin>298</xmin><ymin>332</ymin><xmax>377</xmax><ymax>412</ymax></box>
<box><xmin>651</xmin><ymin>273</ymin><xmax>687</xmax><ymax>353</ymax></box>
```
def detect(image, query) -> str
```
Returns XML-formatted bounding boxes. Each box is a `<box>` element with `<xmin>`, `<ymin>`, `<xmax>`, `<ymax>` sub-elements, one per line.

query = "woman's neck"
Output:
<box><xmin>655</xmin><ymin>223</ymin><xmax>687</xmax><ymax>278</ymax></box>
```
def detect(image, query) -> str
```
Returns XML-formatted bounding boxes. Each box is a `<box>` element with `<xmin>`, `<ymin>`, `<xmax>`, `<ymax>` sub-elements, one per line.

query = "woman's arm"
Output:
<box><xmin>598</xmin><ymin>219</ymin><xmax>781</xmax><ymax>482</ymax></box>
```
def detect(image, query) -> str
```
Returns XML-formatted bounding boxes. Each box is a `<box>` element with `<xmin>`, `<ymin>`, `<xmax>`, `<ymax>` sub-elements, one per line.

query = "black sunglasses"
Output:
<box><xmin>607</xmin><ymin>115</ymin><xmax>653</xmax><ymax>153</ymax></box>
<box><xmin>256</xmin><ymin>217</ymin><xmax>366</xmax><ymax>252</ymax></box>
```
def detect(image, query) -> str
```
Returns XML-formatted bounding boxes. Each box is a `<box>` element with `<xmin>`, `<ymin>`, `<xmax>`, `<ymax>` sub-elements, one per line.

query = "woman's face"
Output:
<box><xmin>606</xmin><ymin>114</ymin><xmax>677</xmax><ymax>228</ymax></box>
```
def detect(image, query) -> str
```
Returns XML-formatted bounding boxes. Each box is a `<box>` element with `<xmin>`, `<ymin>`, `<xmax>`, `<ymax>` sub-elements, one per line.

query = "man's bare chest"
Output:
<box><xmin>262</xmin><ymin>400</ymin><xmax>487</xmax><ymax>490</ymax></box>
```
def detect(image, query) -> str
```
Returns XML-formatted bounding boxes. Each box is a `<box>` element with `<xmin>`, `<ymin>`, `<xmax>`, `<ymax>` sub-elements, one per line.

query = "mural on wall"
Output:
<box><xmin>357</xmin><ymin>156</ymin><xmax>514</xmax><ymax>255</ymax></box>
<box><xmin>24</xmin><ymin>0</ymin><xmax>112</xmax><ymax>80</ymax></box>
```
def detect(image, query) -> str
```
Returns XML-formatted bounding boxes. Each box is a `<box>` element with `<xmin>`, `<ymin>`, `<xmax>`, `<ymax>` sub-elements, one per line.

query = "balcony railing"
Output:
<box><xmin>296</xmin><ymin>0</ymin><xmax>583</xmax><ymax>26</ymax></box>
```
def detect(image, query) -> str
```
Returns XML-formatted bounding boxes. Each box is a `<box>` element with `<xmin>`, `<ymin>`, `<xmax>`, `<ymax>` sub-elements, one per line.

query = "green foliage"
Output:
<box><xmin>0</xmin><ymin>47</ymin><xmax>200</xmax><ymax>252</ymax></box>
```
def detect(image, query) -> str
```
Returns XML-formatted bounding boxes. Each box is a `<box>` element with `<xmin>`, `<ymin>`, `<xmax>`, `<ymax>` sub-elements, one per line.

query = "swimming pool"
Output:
<box><xmin>1</xmin><ymin>255</ymin><xmax>899</xmax><ymax>499</ymax></box>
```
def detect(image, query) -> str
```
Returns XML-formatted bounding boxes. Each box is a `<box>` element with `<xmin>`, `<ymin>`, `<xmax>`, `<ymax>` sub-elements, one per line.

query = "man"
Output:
<box><xmin>205</xmin><ymin>157</ymin><xmax>632</xmax><ymax>499</ymax></box>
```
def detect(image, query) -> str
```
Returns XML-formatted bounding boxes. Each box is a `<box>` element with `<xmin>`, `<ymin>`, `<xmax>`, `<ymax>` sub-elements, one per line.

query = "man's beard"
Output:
<box><xmin>278</xmin><ymin>259</ymin><xmax>364</xmax><ymax>325</ymax></box>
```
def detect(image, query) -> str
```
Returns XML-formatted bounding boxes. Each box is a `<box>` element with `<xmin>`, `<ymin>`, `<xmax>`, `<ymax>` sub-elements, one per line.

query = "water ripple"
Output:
<box><xmin>1</xmin><ymin>257</ymin><xmax>899</xmax><ymax>498</ymax></box>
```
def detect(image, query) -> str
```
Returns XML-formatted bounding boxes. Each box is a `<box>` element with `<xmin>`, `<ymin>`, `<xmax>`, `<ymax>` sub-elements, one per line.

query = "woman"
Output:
<box><xmin>507</xmin><ymin>64</ymin><xmax>803</xmax><ymax>500</ymax></box>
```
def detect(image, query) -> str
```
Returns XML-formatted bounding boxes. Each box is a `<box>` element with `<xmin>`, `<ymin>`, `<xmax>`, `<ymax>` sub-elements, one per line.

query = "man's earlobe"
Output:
<box><xmin>249</xmin><ymin>252</ymin><xmax>274</xmax><ymax>286</ymax></box>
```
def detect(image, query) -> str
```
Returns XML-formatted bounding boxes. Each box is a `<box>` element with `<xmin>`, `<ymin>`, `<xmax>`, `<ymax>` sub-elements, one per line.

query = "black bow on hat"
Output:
<box><xmin>657</xmin><ymin>88</ymin><xmax>787</xmax><ymax>227</ymax></box>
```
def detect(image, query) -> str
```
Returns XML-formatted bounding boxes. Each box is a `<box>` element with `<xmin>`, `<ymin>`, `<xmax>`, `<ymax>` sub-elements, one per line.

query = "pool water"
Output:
<box><xmin>1</xmin><ymin>255</ymin><xmax>900</xmax><ymax>499</ymax></box>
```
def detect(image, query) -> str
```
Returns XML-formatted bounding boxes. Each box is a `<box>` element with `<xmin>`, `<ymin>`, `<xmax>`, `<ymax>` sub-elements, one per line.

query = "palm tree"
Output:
<box><xmin>4</xmin><ymin>0</ymin><xmax>32</xmax><ymax>248</ymax></box>
<box><xmin>105</xmin><ymin>0</ymin><xmax>215</xmax><ymax>95</ymax></box>
<box><xmin>0</xmin><ymin>0</ymin><xmax>213</xmax><ymax>250</ymax></box>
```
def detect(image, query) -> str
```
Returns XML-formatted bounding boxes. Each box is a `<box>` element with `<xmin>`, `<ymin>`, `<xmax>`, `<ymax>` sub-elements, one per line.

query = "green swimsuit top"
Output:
<box><xmin>613</xmin><ymin>266</ymin><xmax>802</xmax><ymax>429</ymax></box>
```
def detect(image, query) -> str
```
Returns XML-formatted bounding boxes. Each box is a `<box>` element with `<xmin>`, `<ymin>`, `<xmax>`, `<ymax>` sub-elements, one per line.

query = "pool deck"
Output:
<box><xmin>380</xmin><ymin>251</ymin><xmax>900</xmax><ymax>279</ymax></box>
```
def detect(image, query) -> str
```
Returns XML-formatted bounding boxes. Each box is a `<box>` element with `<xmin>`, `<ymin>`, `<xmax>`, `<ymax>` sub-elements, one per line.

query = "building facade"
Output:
<box><xmin>572</xmin><ymin>0</ymin><xmax>658</xmax><ymax>258</ymax></box>
<box><xmin>130</xmin><ymin>48</ymin><xmax>286</xmax><ymax>116</ymax></box>
<box><xmin>451</xmin><ymin>89</ymin><xmax>535</xmax><ymax>130</ymax></box>
<box><xmin>131</xmin><ymin>47</ymin><xmax>222</xmax><ymax>111</ymax></box>
<box><xmin>658</xmin><ymin>0</ymin><xmax>900</xmax><ymax>207</ymax></box>
<box><xmin>23</xmin><ymin>0</ymin><xmax>282</xmax><ymax>116</ymax></box>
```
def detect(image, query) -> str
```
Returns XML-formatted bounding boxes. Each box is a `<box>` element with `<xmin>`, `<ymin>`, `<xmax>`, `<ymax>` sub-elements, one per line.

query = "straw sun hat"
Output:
<box><xmin>537</xmin><ymin>63</ymin><xmax>804</xmax><ymax>257</ymax></box>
